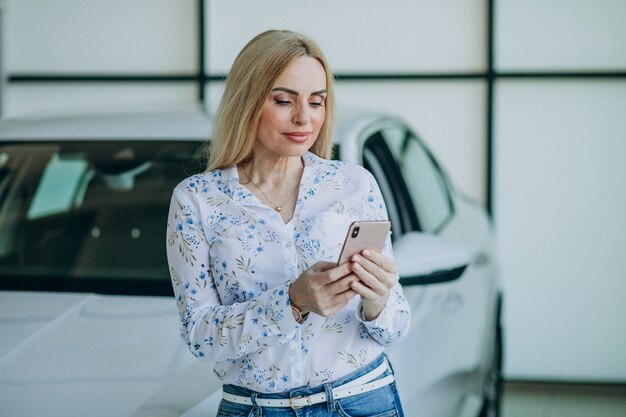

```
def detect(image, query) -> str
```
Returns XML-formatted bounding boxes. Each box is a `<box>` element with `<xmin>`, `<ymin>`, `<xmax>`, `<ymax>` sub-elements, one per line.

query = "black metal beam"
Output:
<box><xmin>198</xmin><ymin>0</ymin><xmax>206</xmax><ymax>103</ymax></box>
<box><xmin>8</xmin><ymin>74</ymin><xmax>198</xmax><ymax>82</ymax></box>
<box><xmin>9</xmin><ymin>71</ymin><xmax>626</xmax><ymax>84</ymax></box>
<box><xmin>486</xmin><ymin>0</ymin><xmax>495</xmax><ymax>217</ymax></box>
<box><xmin>334</xmin><ymin>73</ymin><xmax>486</xmax><ymax>81</ymax></box>
<box><xmin>498</xmin><ymin>71</ymin><xmax>626</xmax><ymax>78</ymax></box>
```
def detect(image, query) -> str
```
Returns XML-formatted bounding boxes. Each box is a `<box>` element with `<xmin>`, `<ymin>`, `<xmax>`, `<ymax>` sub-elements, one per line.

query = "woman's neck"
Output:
<box><xmin>242</xmin><ymin>150</ymin><xmax>304</xmax><ymax>188</ymax></box>
<box><xmin>238</xmin><ymin>150</ymin><xmax>305</xmax><ymax>223</ymax></box>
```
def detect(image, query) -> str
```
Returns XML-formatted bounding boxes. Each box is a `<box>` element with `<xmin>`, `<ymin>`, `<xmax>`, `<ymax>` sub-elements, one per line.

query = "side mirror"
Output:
<box><xmin>393</xmin><ymin>232</ymin><xmax>471</xmax><ymax>286</ymax></box>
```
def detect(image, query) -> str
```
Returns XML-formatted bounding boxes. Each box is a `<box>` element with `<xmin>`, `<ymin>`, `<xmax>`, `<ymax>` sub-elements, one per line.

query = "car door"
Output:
<box><xmin>359</xmin><ymin>121</ymin><xmax>492</xmax><ymax>416</ymax></box>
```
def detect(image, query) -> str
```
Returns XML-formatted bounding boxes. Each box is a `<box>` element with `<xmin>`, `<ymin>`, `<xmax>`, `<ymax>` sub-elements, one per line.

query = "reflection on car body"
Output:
<box><xmin>0</xmin><ymin>107</ymin><xmax>502</xmax><ymax>417</ymax></box>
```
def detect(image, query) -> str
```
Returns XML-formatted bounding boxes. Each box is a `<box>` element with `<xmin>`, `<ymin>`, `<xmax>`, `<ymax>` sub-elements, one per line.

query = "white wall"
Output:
<box><xmin>205</xmin><ymin>0</ymin><xmax>487</xmax><ymax>204</ymax></box>
<box><xmin>494</xmin><ymin>0</ymin><xmax>626</xmax><ymax>381</ymax></box>
<box><xmin>206</xmin><ymin>0</ymin><xmax>485</xmax><ymax>73</ymax></box>
<box><xmin>3</xmin><ymin>0</ymin><xmax>197</xmax><ymax>116</ymax></box>
<box><xmin>8</xmin><ymin>0</ymin><xmax>197</xmax><ymax>73</ymax></box>
<box><xmin>0</xmin><ymin>2</ymin><xmax>5</xmax><ymax>117</ymax></box>
<box><xmin>494</xmin><ymin>80</ymin><xmax>626</xmax><ymax>381</ymax></box>
<box><xmin>496</xmin><ymin>0</ymin><xmax>626</xmax><ymax>70</ymax></box>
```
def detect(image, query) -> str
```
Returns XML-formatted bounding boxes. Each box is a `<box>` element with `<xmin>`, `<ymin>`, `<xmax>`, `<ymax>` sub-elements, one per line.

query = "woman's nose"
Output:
<box><xmin>292</xmin><ymin>103</ymin><xmax>310</xmax><ymax>126</ymax></box>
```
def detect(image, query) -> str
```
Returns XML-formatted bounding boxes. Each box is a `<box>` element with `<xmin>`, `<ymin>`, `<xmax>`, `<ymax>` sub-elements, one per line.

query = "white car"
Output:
<box><xmin>0</xmin><ymin>106</ymin><xmax>502</xmax><ymax>417</ymax></box>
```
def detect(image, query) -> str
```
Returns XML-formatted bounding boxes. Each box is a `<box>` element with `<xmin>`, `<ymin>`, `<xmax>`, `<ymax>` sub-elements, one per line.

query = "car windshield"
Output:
<box><xmin>0</xmin><ymin>140</ymin><xmax>205</xmax><ymax>295</ymax></box>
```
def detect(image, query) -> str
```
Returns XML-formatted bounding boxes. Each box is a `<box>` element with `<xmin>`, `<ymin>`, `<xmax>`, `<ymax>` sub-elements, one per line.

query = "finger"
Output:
<box><xmin>361</xmin><ymin>248</ymin><xmax>397</xmax><ymax>275</ymax></box>
<box><xmin>349</xmin><ymin>281</ymin><xmax>379</xmax><ymax>301</ymax></box>
<box><xmin>326</xmin><ymin>274</ymin><xmax>359</xmax><ymax>295</ymax></box>
<box><xmin>317</xmin><ymin>289</ymin><xmax>357</xmax><ymax>317</ymax></box>
<box><xmin>322</xmin><ymin>262</ymin><xmax>353</xmax><ymax>283</ymax></box>
<box><xmin>314</xmin><ymin>261</ymin><xmax>340</xmax><ymax>272</ymax></box>
<box><xmin>331</xmin><ymin>288</ymin><xmax>358</xmax><ymax>305</ymax></box>
<box><xmin>350</xmin><ymin>262</ymin><xmax>388</xmax><ymax>294</ymax></box>
<box><xmin>351</xmin><ymin>255</ymin><xmax>395</xmax><ymax>288</ymax></box>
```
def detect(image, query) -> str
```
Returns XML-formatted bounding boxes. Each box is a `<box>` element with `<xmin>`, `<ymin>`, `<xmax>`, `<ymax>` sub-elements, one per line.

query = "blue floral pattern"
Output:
<box><xmin>166</xmin><ymin>152</ymin><xmax>410</xmax><ymax>393</ymax></box>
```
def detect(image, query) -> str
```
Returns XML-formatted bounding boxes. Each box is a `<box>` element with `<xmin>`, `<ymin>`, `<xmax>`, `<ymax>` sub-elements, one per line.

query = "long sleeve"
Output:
<box><xmin>166</xmin><ymin>188</ymin><xmax>299</xmax><ymax>362</ymax></box>
<box><xmin>166</xmin><ymin>155</ymin><xmax>412</xmax><ymax>393</ymax></box>
<box><xmin>356</xmin><ymin>169</ymin><xmax>411</xmax><ymax>346</ymax></box>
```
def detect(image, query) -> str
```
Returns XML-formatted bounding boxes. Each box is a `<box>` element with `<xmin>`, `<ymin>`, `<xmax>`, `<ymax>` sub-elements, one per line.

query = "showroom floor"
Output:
<box><xmin>502</xmin><ymin>382</ymin><xmax>626</xmax><ymax>417</ymax></box>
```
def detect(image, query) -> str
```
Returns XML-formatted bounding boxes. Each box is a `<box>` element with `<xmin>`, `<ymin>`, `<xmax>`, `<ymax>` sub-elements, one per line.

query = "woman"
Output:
<box><xmin>167</xmin><ymin>30</ymin><xmax>410</xmax><ymax>417</ymax></box>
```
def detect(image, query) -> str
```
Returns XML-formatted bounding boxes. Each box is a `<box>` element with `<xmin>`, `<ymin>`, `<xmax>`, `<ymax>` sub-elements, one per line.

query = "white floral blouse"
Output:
<box><xmin>166</xmin><ymin>151</ymin><xmax>410</xmax><ymax>393</ymax></box>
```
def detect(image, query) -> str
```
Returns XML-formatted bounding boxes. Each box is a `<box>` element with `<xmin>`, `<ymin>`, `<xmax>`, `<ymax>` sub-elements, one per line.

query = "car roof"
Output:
<box><xmin>0</xmin><ymin>105</ymin><xmax>213</xmax><ymax>141</ymax></box>
<box><xmin>0</xmin><ymin>104</ymin><xmax>394</xmax><ymax>145</ymax></box>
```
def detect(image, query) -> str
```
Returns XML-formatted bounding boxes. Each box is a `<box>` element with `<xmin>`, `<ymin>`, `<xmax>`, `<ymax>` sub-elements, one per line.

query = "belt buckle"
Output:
<box><xmin>289</xmin><ymin>395</ymin><xmax>312</xmax><ymax>410</ymax></box>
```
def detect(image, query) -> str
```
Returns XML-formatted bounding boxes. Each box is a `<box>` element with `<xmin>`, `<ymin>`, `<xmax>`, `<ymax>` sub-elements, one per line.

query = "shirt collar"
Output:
<box><xmin>219</xmin><ymin>165</ymin><xmax>249</xmax><ymax>204</ymax></box>
<box><xmin>221</xmin><ymin>165</ymin><xmax>240</xmax><ymax>196</ymax></box>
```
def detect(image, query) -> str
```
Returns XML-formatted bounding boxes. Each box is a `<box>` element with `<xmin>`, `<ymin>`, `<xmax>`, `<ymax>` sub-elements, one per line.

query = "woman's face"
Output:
<box><xmin>255</xmin><ymin>56</ymin><xmax>327</xmax><ymax>159</ymax></box>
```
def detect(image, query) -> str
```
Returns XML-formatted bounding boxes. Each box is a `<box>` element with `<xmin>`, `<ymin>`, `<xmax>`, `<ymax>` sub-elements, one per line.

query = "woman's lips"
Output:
<box><xmin>282</xmin><ymin>132</ymin><xmax>311</xmax><ymax>143</ymax></box>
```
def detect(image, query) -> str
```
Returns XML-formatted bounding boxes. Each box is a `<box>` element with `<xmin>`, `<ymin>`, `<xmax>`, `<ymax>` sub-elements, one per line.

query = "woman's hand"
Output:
<box><xmin>348</xmin><ymin>248</ymin><xmax>398</xmax><ymax>321</ymax></box>
<box><xmin>289</xmin><ymin>261</ymin><xmax>358</xmax><ymax>318</ymax></box>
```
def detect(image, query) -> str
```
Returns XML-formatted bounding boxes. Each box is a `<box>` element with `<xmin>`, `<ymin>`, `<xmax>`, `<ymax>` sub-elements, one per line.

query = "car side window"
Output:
<box><xmin>362</xmin><ymin>132</ymin><xmax>418</xmax><ymax>237</ymax></box>
<box><xmin>362</xmin><ymin>147</ymin><xmax>402</xmax><ymax>240</ymax></box>
<box><xmin>381</xmin><ymin>127</ymin><xmax>453</xmax><ymax>233</ymax></box>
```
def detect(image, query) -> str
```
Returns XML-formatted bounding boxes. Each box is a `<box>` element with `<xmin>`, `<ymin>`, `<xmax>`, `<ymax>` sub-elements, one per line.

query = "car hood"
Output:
<box><xmin>0</xmin><ymin>291</ymin><xmax>219</xmax><ymax>417</ymax></box>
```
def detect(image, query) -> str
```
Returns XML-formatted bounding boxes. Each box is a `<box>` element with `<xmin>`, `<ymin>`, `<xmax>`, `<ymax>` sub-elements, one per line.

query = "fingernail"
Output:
<box><xmin>352</xmin><ymin>263</ymin><xmax>362</xmax><ymax>271</ymax></box>
<box><xmin>352</xmin><ymin>255</ymin><xmax>361</xmax><ymax>262</ymax></box>
<box><xmin>362</xmin><ymin>249</ymin><xmax>371</xmax><ymax>257</ymax></box>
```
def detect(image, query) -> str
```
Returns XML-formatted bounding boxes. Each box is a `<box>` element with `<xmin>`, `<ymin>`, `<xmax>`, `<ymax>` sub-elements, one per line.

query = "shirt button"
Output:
<box><xmin>285</xmin><ymin>241</ymin><xmax>292</xmax><ymax>248</ymax></box>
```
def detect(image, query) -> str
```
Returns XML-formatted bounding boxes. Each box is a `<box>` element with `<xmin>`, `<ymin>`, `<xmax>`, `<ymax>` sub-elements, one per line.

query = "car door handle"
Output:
<box><xmin>474</xmin><ymin>252</ymin><xmax>490</xmax><ymax>267</ymax></box>
<box><xmin>442</xmin><ymin>291</ymin><xmax>464</xmax><ymax>313</ymax></box>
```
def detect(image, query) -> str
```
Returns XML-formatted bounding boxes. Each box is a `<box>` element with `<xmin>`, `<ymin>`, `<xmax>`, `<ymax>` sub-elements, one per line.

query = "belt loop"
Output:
<box><xmin>323</xmin><ymin>382</ymin><xmax>336</xmax><ymax>412</ymax></box>
<box><xmin>250</xmin><ymin>392</ymin><xmax>262</xmax><ymax>416</ymax></box>
<box><xmin>383</xmin><ymin>353</ymin><xmax>395</xmax><ymax>375</ymax></box>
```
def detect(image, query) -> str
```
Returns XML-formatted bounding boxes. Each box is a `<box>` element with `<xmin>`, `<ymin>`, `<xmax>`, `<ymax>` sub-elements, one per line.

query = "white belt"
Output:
<box><xmin>222</xmin><ymin>358</ymin><xmax>394</xmax><ymax>409</ymax></box>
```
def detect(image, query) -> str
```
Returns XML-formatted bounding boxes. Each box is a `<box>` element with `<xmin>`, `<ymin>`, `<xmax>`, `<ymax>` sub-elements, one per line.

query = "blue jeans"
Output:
<box><xmin>216</xmin><ymin>354</ymin><xmax>404</xmax><ymax>417</ymax></box>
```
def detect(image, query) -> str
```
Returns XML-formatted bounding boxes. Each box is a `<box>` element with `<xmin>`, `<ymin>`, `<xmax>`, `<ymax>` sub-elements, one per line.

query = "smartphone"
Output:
<box><xmin>336</xmin><ymin>220</ymin><xmax>391</xmax><ymax>266</ymax></box>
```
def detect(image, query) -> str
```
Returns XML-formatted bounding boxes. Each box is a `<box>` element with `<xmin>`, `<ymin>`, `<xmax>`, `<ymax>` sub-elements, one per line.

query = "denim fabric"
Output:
<box><xmin>216</xmin><ymin>354</ymin><xmax>404</xmax><ymax>417</ymax></box>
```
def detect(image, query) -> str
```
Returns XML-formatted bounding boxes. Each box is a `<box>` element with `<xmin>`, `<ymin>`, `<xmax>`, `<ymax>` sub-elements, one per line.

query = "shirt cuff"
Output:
<box><xmin>267</xmin><ymin>283</ymin><xmax>299</xmax><ymax>335</ymax></box>
<box><xmin>356</xmin><ymin>298</ymin><xmax>394</xmax><ymax>330</ymax></box>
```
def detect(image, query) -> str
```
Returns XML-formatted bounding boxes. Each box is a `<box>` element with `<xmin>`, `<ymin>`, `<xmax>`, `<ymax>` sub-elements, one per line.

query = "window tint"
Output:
<box><xmin>362</xmin><ymin>132</ymin><xmax>418</xmax><ymax>235</ymax></box>
<box><xmin>0</xmin><ymin>141</ymin><xmax>203</xmax><ymax>295</ymax></box>
<box><xmin>399</xmin><ymin>137</ymin><xmax>452</xmax><ymax>232</ymax></box>
<box><xmin>373</xmin><ymin>126</ymin><xmax>453</xmax><ymax>233</ymax></box>
<box><xmin>363</xmin><ymin>147</ymin><xmax>402</xmax><ymax>239</ymax></box>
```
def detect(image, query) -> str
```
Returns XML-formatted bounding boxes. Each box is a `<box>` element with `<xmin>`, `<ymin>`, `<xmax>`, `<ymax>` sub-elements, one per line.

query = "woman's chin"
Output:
<box><xmin>276</xmin><ymin>141</ymin><xmax>315</xmax><ymax>157</ymax></box>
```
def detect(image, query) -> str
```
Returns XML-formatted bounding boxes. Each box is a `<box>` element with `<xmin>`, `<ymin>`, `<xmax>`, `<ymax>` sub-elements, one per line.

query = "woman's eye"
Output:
<box><xmin>274</xmin><ymin>99</ymin><xmax>291</xmax><ymax>106</ymax></box>
<box><xmin>310</xmin><ymin>102</ymin><xmax>324</xmax><ymax>108</ymax></box>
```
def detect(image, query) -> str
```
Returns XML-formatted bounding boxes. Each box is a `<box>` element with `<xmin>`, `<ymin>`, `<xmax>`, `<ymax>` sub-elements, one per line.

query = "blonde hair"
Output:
<box><xmin>206</xmin><ymin>30</ymin><xmax>335</xmax><ymax>171</ymax></box>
